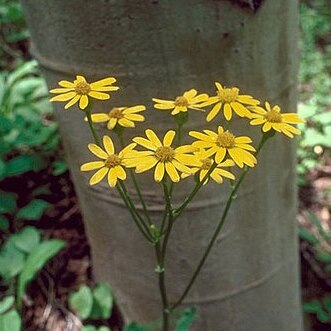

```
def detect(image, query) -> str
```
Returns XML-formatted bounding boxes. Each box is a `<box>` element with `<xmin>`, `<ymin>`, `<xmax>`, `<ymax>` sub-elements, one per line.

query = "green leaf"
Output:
<box><xmin>304</xmin><ymin>299</ymin><xmax>322</xmax><ymax>313</ymax></box>
<box><xmin>175</xmin><ymin>307</ymin><xmax>197</xmax><ymax>331</ymax></box>
<box><xmin>124</xmin><ymin>323</ymin><xmax>149</xmax><ymax>331</ymax></box>
<box><xmin>0</xmin><ymin>191</ymin><xmax>17</xmax><ymax>214</ymax></box>
<box><xmin>90</xmin><ymin>282</ymin><xmax>113</xmax><ymax>319</ymax></box>
<box><xmin>0</xmin><ymin>296</ymin><xmax>15</xmax><ymax>314</ymax></box>
<box><xmin>52</xmin><ymin>161</ymin><xmax>68</xmax><ymax>176</ymax></box>
<box><xmin>7</xmin><ymin>61</ymin><xmax>38</xmax><ymax>88</ymax></box>
<box><xmin>316</xmin><ymin>252</ymin><xmax>331</xmax><ymax>263</ymax></box>
<box><xmin>17</xmin><ymin>239</ymin><xmax>65</xmax><ymax>305</ymax></box>
<box><xmin>0</xmin><ymin>240</ymin><xmax>26</xmax><ymax>281</ymax></box>
<box><xmin>298</xmin><ymin>227</ymin><xmax>319</xmax><ymax>245</ymax></box>
<box><xmin>69</xmin><ymin>285</ymin><xmax>94</xmax><ymax>320</ymax></box>
<box><xmin>6</xmin><ymin>155</ymin><xmax>46</xmax><ymax>176</ymax></box>
<box><xmin>11</xmin><ymin>226</ymin><xmax>41</xmax><ymax>253</ymax></box>
<box><xmin>82</xmin><ymin>326</ymin><xmax>97</xmax><ymax>331</ymax></box>
<box><xmin>16</xmin><ymin>199</ymin><xmax>49</xmax><ymax>221</ymax></box>
<box><xmin>0</xmin><ymin>214</ymin><xmax>9</xmax><ymax>230</ymax></box>
<box><xmin>98</xmin><ymin>327</ymin><xmax>111</xmax><ymax>331</ymax></box>
<box><xmin>0</xmin><ymin>309</ymin><xmax>21</xmax><ymax>331</ymax></box>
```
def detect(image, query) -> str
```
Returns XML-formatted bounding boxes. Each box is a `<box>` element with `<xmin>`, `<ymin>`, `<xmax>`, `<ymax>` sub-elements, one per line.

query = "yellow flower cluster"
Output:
<box><xmin>50</xmin><ymin>75</ymin><xmax>303</xmax><ymax>188</ymax></box>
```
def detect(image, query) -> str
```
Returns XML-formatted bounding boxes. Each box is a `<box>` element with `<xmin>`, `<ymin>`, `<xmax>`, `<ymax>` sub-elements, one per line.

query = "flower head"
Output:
<box><xmin>50</xmin><ymin>75</ymin><xmax>119</xmax><ymax>110</ymax></box>
<box><xmin>182</xmin><ymin>149</ymin><xmax>235</xmax><ymax>184</ymax></box>
<box><xmin>153</xmin><ymin>89</ymin><xmax>209</xmax><ymax>115</ymax></box>
<box><xmin>250</xmin><ymin>102</ymin><xmax>304</xmax><ymax>138</ymax></box>
<box><xmin>189</xmin><ymin>126</ymin><xmax>257</xmax><ymax>168</ymax></box>
<box><xmin>90</xmin><ymin>105</ymin><xmax>146</xmax><ymax>130</ymax></box>
<box><xmin>125</xmin><ymin>129</ymin><xmax>197</xmax><ymax>182</ymax></box>
<box><xmin>80</xmin><ymin>136</ymin><xmax>135</xmax><ymax>187</ymax></box>
<box><xmin>201</xmin><ymin>82</ymin><xmax>259</xmax><ymax>121</ymax></box>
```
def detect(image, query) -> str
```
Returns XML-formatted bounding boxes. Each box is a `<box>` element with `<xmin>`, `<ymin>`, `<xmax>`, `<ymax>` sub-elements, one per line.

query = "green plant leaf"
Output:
<box><xmin>175</xmin><ymin>307</ymin><xmax>197</xmax><ymax>331</ymax></box>
<box><xmin>90</xmin><ymin>282</ymin><xmax>113</xmax><ymax>319</ymax></box>
<box><xmin>0</xmin><ymin>240</ymin><xmax>25</xmax><ymax>281</ymax></box>
<box><xmin>17</xmin><ymin>239</ymin><xmax>65</xmax><ymax>306</ymax></box>
<box><xmin>0</xmin><ymin>296</ymin><xmax>15</xmax><ymax>314</ymax></box>
<box><xmin>0</xmin><ymin>214</ymin><xmax>9</xmax><ymax>230</ymax></box>
<box><xmin>69</xmin><ymin>285</ymin><xmax>94</xmax><ymax>320</ymax></box>
<box><xmin>11</xmin><ymin>226</ymin><xmax>41</xmax><ymax>253</ymax></box>
<box><xmin>52</xmin><ymin>161</ymin><xmax>68</xmax><ymax>176</ymax></box>
<box><xmin>124</xmin><ymin>323</ymin><xmax>149</xmax><ymax>331</ymax></box>
<box><xmin>298</xmin><ymin>227</ymin><xmax>319</xmax><ymax>245</ymax></box>
<box><xmin>316</xmin><ymin>252</ymin><xmax>331</xmax><ymax>263</ymax></box>
<box><xmin>0</xmin><ymin>309</ymin><xmax>21</xmax><ymax>331</ymax></box>
<box><xmin>81</xmin><ymin>326</ymin><xmax>97</xmax><ymax>331</ymax></box>
<box><xmin>16</xmin><ymin>199</ymin><xmax>49</xmax><ymax>221</ymax></box>
<box><xmin>98</xmin><ymin>327</ymin><xmax>111</xmax><ymax>331</ymax></box>
<box><xmin>6</xmin><ymin>155</ymin><xmax>46</xmax><ymax>176</ymax></box>
<box><xmin>0</xmin><ymin>191</ymin><xmax>17</xmax><ymax>214</ymax></box>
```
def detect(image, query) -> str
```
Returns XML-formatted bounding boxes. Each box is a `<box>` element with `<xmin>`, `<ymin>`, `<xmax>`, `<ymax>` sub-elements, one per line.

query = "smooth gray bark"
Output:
<box><xmin>22</xmin><ymin>0</ymin><xmax>303</xmax><ymax>330</ymax></box>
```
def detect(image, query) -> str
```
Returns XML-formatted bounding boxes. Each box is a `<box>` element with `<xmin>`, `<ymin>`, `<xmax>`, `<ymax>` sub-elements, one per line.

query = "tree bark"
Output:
<box><xmin>22</xmin><ymin>0</ymin><xmax>303</xmax><ymax>330</ymax></box>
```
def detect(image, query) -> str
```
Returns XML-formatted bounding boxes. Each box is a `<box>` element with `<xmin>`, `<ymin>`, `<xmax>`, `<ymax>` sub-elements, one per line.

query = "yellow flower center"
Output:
<box><xmin>109</xmin><ymin>107</ymin><xmax>123</xmax><ymax>119</ymax></box>
<box><xmin>104</xmin><ymin>154</ymin><xmax>121</xmax><ymax>168</ymax></box>
<box><xmin>264</xmin><ymin>109</ymin><xmax>282</xmax><ymax>123</ymax></box>
<box><xmin>155</xmin><ymin>146</ymin><xmax>175</xmax><ymax>162</ymax></box>
<box><xmin>174</xmin><ymin>96</ymin><xmax>189</xmax><ymax>107</ymax></box>
<box><xmin>201</xmin><ymin>158</ymin><xmax>212</xmax><ymax>170</ymax></box>
<box><xmin>216</xmin><ymin>131</ymin><xmax>236</xmax><ymax>148</ymax></box>
<box><xmin>217</xmin><ymin>88</ymin><xmax>238</xmax><ymax>103</ymax></box>
<box><xmin>74</xmin><ymin>81</ymin><xmax>91</xmax><ymax>95</ymax></box>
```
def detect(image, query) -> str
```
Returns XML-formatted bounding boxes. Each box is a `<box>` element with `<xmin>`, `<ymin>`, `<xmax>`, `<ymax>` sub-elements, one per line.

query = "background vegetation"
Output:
<box><xmin>0</xmin><ymin>0</ymin><xmax>331</xmax><ymax>330</ymax></box>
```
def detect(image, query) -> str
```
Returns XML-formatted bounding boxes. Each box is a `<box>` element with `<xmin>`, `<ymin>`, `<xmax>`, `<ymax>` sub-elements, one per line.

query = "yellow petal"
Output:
<box><xmin>64</xmin><ymin>95</ymin><xmax>80</xmax><ymax>109</ymax></box>
<box><xmin>123</xmin><ymin>105</ymin><xmax>146</xmax><ymax>114</ymax></box>
<box><xmin>154</xmin><ymin>103</ymin><xmax>176</xmax><ymax>110</ymax></box>
<box><xmin>231</xmin><ymin>102</ymin><xmax>252</xmax><ymax>118</ymax></box>
<box><xmin>163</xmin><ymin>130</ymin><xmax>176</xmax><ymax>146</ymax></box>
<box><xmin>58</xmin><ymin>80</ymin><xmax>75</xmax><ymax>88</ymax></box>
<box><xmin>115</xmin><ymin>165</ymin><xmax>126</xmax><ymax>180</ymax></box>
<box><xmin>152</xmin><ymin>98</ymin><xmax>174</xmax><ymax>104</ymax></box>
<box><xmin>165</xmin><ymin>162</ymin><xmax>180</xmax><ymax>182</ymax></box>
<box><xmin>215</xmin><ymin>148</ymin><xmax>226</xmax><ymax>163</ymax></box>
<box><xmin>135</xmin><ymin>157</ymin><xmax>158</xmax><ymax>173</ymax></box>
<box><xmin>75</xmin><ymin>75</ymin><xmax>87</xmax><ymax>82</ymax></box>
<box><xmin>118</xmin><ymin>118</ymin><xmax>135</xmax><ymax>127</ymax></box>
<box><xmin>154</xmin><ymin>162</ymin><xmax>165</xmax><ymax>182</ymax></box>
<box><xmin>145</xmin><ymin>129</ymin><xmax>162</xmax><ymax>147</ymax></box>
<box><xmin>90</xmin><ymin>77</ymin><xmax>116</xmax><ymax>88</ymax></box>
<box><xmin>223</xmin><ymin>103</ymin><xmax>232</xmax><ymax>120</ymax></box>
<box><xmin>88</xmin><ymin>91</ymin><xmax>110</xmax><ymax>100</ymax></box>
<box><xmin>191</xmin><ymin>93</ymin><xmax>209</xmax><ymax>104</ymax></box>
<box><xmin>250</xmin><ymin>117</ymin><xmax>265</xmax><ymax>125</ymax></box>
<box><xmin>89</xmin><ymin>167</ymin><xmax>108</xmax><ymax>185</ymax></box>
<box><xmin>107</xmin><ymin>118</ymin><xmax>117</xmax><ymax>129</ymax></box>
<box><xmin>88</xmin><ymin>143</ymin><xmax>108</xmax><ymax>159</ymax></box>
<box><xmin>103</xmin><ymin>136</ymin><xmax>114</xmax><ymax>155</ymax></box>
<box><xmin>206</xmin><ymin>103</ymin><xmax>222</xmax><ymax>122</ymax></box>
<box><xmin>133</xmin><ymin>137</ymin><xmax>158</xmax><ymax>151</ymax></box>
<box><xmin>50</xmin><ymin>88</ymin><xmax>73</xmax><ymax>94</ymax></box>
<box><xmin>183</xmin><ymin>89</ymin><xmax>197</xmax><ymax>100</ymax></box>
<box><xmin>80</xmin><ymin>161</ymin><xmax>104</xmax><ymax>171</ymax></box>
<box><xmin>107</xmin><ymin>168</ymin><xmax>118</xmax><ymax>187</ymax></box>
<box><xmin>262</xmin><ymin>122</ymin><xmax>272</xmax><ymax>132</ymax></box>
<box><xmin>91</xmin><ymin>113</ymin><xmax>110</xmax><ymax>122</ymax></box>
<box><xmin>79</xmin><ymin>95</ymin><xmax>89</xmax><ymax>109</ymax></box>
<box><xmin>215</xmin><ymin>82</ymin><xmax>223</xmax><ymax>91</ymax></box>
<box><xmin>125</xmin><ymin>114</ymin><xmax>145</xmax><ymax>122</ymax></box>
<box><xmin>50</xmin><ymin>92</ymin><xmax>76</xmax><ymax>102</ymax></box>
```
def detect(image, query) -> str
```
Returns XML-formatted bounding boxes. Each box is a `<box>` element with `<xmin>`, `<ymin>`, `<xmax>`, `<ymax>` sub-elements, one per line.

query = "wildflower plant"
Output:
<box><xmin>50</xmin><ymin>77</ymin><xmax>303</xmax><ymax>331</ymax></box>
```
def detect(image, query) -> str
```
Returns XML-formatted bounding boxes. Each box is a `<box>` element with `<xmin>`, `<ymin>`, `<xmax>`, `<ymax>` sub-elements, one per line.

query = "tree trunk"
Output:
<box><xmin>22</xmin><ymin>0</ymin><xmax>303</xmax><ymax>330</ymax></box>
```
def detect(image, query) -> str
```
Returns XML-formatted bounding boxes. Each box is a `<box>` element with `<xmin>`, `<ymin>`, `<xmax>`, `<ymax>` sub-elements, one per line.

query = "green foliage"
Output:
<box><xmin>175</xmin><ymin>307</ymin><xmax>196</xmax><ymax>331</ymax></box>
<box><xmin>69</xmin><ymin>282</ymin><xmax>113</xmax><ymax>330</ymax></box>
<box><xmin>0</xmin><ymin>309</ymin><xmax>21</xmax><ymax>331</ymax></box>
<box><xmin>298</xmin><ymin>0</ymin><xmax>331</xmax><ymax>184</ymax></box>
<box><xmin>304</xmin><ymin>297</ymin><xmax>331</xmax><ymax>323</ymax></box>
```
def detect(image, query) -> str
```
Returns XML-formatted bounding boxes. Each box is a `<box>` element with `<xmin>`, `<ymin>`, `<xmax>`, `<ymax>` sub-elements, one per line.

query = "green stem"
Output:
<box><xmin>173</xmin><ymin>162</ymin><xmax>218</xmax><ymax>220</ymax></box>
<box><xmin>118</xmin><ymin>133</ymin><xmax>152</xmax><ymax>225</ymax></box>
<box><xmin>117</xmin><ymin>182</ymin><xmax>152</xmax><ymax>242</ymax></box>
<box><xmin>170</xmin><ymin>134</ymin><xmax>269</xmax><ymax>310</ymax></box>
<box><xmin>85</xmin><ymin>106</ymin><xmax>101</xmax><ymax>146</ymax></box>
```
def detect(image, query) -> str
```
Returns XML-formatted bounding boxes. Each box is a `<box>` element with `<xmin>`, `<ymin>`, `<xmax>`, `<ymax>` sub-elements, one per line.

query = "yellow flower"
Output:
<box><xmin>201</xmin><ymin>82</ymin><xmax>259</xmax><ymax>121</ymax></box>
<box><xmin>182</xmin><ymin>149</ymin><xmax>235</xmax><ymax>185</ymax></box>
<box><xmin>189</xmin><ymin>126</ymin><xmax>257</xmax><ymax>168</ymax></box>
<box><xmin>125</xmin><ymin>129</ymin><xmax>197</xmax><ymax>182</ymax></box>
<box><xmin>153</xmin><ymin>89</ymin><xmax>209</xmax><ymax>115</ymax></box>
<box><xmin>80</xmin><ymin>136</ymin><xmax>135</xmax><ymax>187</ymax></box>
<box><xmin>50</xmin><ymin>75</ymin><xmax>119</xmax><ymax>110</ymax></box>
<box><xmin>250</xmin><ymin>102</ymin><xmax>304</xmax><ymax>138</ymax></box>
<box><xmin>90</xmin><ymin>105</ymin><xmax>146</xmax><ymax>129</ymax></box>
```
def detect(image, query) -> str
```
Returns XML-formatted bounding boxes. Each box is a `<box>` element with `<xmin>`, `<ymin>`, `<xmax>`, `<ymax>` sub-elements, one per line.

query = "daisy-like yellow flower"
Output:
<box><xmin>80</xmin><ymin>136</ymin><xmax>135</xmax><ymax>187</ymax></box>
<box><xmin>250</xmin><ymin>102</ymin><xmax>304</xmax><ymax>138</ymax></box>
<box><xmin>189</xmin><ymin>126</ymin><xmax>257</xmax><ymax>168</ymax></box>
<box><xmin>90</xmin><ymin>105</ymin><xmax>146</xmax><ymax>130</ymax></box>
<box><xmin>153</xmin><ymin>89</ymin><xmax>209</xmax><ymax>115</ymax></box>
<box><xmin>125</xmin><ymin>129</ymin><xmax>197</xmax><ymax>182</ymax></box>
<box><xmin>50</xmin><ymin>75</ymin><xmax>119</xmax><ymax>110</ymax></box>
<box><xmin>182</xmin><ymin>149</ymin><xmax>235</xmax><ymax>185</ymax></box>
<box><xmin>201</xmin><ymin>82</ymin><xmax>259</xmax><ymax>121</ymax></box>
